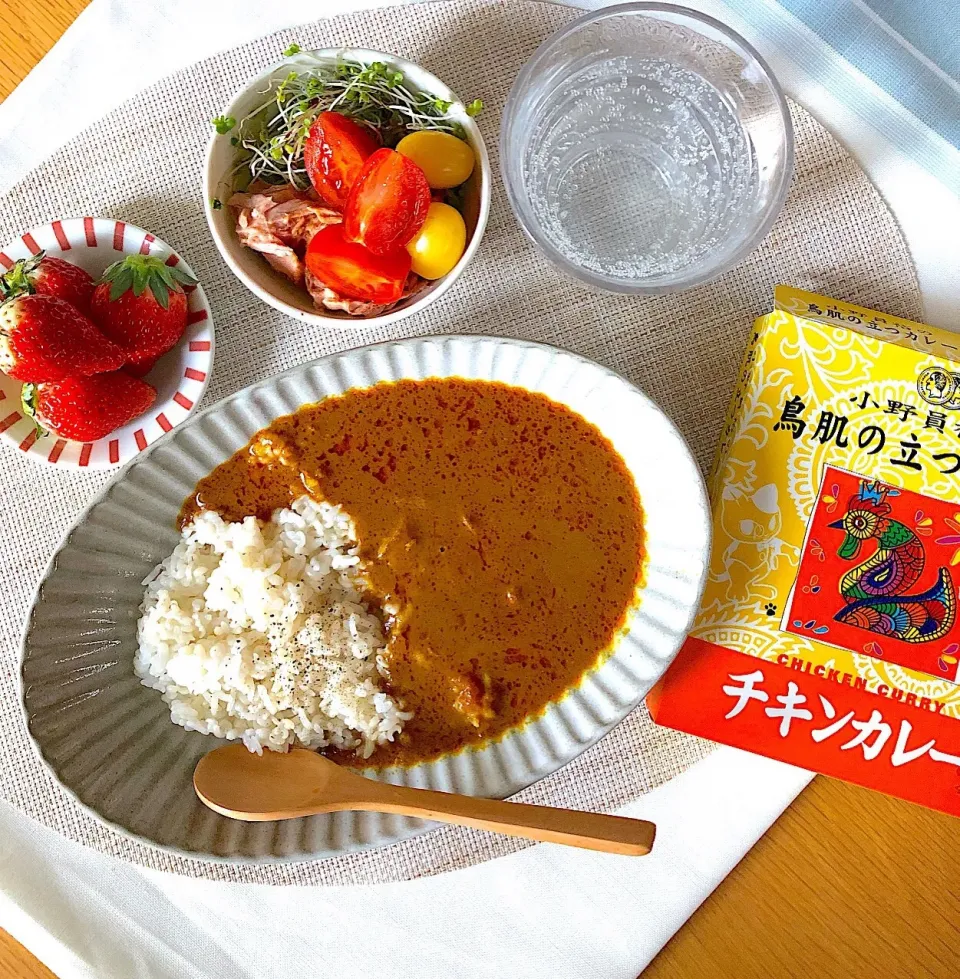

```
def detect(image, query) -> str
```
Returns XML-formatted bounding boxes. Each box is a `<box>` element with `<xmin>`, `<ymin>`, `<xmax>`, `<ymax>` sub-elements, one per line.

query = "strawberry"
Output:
<box><xmin>0</xmin><ymin>294</ymin><xmax>126</xmax><ymax>382</ymax></box>
<box><xmin>124</xmin><ymin>353</ymin><xmax>161</xmax><ymax>378</ymax></box>
<box><xmin>22</xmin><ymin>371</ymin><xmax>156</xmax><ymax>441</ymax></box>
<box><xmin>89</xmin><ymin>255</ymin><xmax>197</xmax><ymax>369</ymax></box>
<box><xmin>0</xmin><ymin>252</ymin><xmax>96</xmax><ymax>312</ymax></box>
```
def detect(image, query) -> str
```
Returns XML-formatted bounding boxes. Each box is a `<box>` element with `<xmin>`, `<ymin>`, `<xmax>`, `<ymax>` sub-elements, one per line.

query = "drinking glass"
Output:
<box><xmin>501</xmin><ymin>3</ymin><xmax>794</xmax><ymax>294</ymax></box>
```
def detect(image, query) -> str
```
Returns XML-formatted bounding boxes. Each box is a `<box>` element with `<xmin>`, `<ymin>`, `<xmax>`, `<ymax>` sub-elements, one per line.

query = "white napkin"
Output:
<box><xmin>1</xmin><ymin>1</ymin><xmax>956</xmax><ymax>976</ymax></box>
<box><xmin>0</xmin><ymin>749</ymin><xmax>809</xmax><ymax>979</ymax></box>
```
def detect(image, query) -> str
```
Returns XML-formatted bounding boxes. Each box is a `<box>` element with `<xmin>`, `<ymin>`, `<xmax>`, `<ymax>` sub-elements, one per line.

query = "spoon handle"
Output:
<box><xmin>343</xmin><ymin>779</ymin><xmax>656</xmax><ymax>856</ymax></box>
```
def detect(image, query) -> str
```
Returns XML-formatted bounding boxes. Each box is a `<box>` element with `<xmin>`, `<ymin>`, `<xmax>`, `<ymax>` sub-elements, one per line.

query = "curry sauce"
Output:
<box><xmin>180</xmin><ymin>379</ymin><xmax>645</xmax><ymax>767</ymax></box>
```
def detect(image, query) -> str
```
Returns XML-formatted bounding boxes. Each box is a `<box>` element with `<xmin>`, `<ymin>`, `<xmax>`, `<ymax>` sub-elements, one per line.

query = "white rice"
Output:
<box><xmin>135</xmin><ymin>495</ymin><xmax>410</xmax><ymax>755</ymax></box>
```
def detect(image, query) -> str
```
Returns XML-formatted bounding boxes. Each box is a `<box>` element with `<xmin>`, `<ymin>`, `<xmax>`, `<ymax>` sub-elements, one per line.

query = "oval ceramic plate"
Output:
<box><xmin>21</xmin><ymin>336</ymin><xmax>709</xmax><ymax>862</ymax></box>
<box><xmin>0</xmin><ymin>218</ymin><xmax>214</xmax><ymax>468</ymax></box>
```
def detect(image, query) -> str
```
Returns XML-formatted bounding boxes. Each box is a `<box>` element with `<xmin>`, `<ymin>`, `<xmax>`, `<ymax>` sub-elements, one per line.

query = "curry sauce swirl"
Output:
<box><xmin>180</xmin><ymin>379</ymin><xmax>645</xmax><ymax>767</ymax></box>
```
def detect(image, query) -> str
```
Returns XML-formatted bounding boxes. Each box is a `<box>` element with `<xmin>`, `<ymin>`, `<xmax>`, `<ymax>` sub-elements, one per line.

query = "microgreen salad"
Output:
<box><xmin>213</xmin><ymin>52</ymin><xmax>482</xmax><ymax>318</ymax></box>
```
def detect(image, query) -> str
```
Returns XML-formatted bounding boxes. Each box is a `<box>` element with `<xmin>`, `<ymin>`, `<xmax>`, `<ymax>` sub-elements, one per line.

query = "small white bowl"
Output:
<box><xmin>0</xmin><ymin>218</ymin><xmax>214</xmax><ymax>469</ymax></box>
<box><xmin>203</xmin><ymin>47</ymin><xmax>491</xmax><ymax>329</ymax></box>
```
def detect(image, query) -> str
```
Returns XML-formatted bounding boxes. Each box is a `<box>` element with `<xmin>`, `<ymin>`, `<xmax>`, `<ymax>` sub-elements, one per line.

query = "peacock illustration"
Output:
<box><xmin>829</xmin><ymin>480</ymin><xmax>956</xmax><ymax>642</ymax></box>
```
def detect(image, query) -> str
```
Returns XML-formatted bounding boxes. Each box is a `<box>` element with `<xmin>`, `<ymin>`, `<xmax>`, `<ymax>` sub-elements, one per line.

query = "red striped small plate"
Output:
<box><xmin>0</xmin><ymin>218</ymin><xmax>214</xmax><ymax>468</ymax></box>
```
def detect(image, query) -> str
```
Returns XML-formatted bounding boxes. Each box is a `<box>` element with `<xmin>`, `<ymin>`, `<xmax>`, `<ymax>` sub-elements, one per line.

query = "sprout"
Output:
<box><xmin>227</xmin><ymin>56</ymin><xmax>482</xmax><ymax>191</ymax></box>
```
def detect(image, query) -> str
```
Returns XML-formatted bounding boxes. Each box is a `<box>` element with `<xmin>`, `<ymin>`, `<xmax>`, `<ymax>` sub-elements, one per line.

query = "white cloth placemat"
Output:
<box><xmin>1</xmin><ymin>0</ymin><xmax>957</xmax><ymax>975</ymax></box>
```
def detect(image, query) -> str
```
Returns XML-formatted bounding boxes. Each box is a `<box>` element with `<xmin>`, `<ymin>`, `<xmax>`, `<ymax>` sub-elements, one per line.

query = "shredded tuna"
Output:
<box><xmin>232</xmin><ymin>182</ymin><xmax>429</xmax><ymax>316</ymax></box>
<box><xmin>237</xmin><ymin>232</ymin><xmax>304</xmax><ymax>285</ymax></box>
<box><xmin>231</xmin><ymin>187</ymin><xmax>341</xmax><ymax>287</ymax></box>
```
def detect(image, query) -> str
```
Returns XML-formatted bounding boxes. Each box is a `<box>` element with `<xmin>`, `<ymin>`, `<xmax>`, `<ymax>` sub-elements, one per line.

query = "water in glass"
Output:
<box><xmin>522</xmin><ymin>55</ymin><xmax>756</xmax><ymax>282</ymax></box>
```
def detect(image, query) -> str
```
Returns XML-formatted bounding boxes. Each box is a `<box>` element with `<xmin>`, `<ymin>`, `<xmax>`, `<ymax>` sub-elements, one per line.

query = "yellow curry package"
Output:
<box><xmin>649</xmin><ymin>286</ymin><xmax>960</xmax><ymax>815</ymax></box>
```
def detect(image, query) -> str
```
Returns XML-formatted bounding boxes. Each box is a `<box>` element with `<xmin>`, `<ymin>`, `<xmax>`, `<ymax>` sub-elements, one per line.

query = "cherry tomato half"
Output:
<box><xmin>396</xmin><ymin>130</ymin><xmax>475</xmax><ymax>189</ymax></box>
<box><xmin>343</xmin><ymin>148</ymin><xmax>432</xmax><ymax>256</ymax></box>
<box><xmin>305</xmin><ymin>224</ymin><xmax>411</xmax><ymax>304</ymax></box>
<box><xmin>303</xmin><ymin>111</ymin><xmax>380</xmax><ymax>209</ymax></box>
<box><xmin>406</xmin><ymin>202</ymin><xmax>466</xmax><ymax>279</ymax></box>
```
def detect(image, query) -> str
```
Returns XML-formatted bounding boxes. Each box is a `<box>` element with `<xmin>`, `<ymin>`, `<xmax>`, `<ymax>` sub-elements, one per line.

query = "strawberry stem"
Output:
<box><xmin>0</xmin><ymin>252</ymin><xmax>44</xmax><ymax>301</ymax></box>
<box><xmin>100</xmin><ymin>255</ymin><xmax>197</xmax><ymax>310</ymax></box>
<box><xmin>20</xmin><ymin>383</ymin><xmax>47</xmax><ymax>438</ymax></box>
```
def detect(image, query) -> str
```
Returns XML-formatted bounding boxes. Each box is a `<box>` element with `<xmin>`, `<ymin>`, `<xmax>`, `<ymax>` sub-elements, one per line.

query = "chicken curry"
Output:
<box><xmin>181</xmin><ymin>378</ymin><xmax>645</xmax><ymax>767</ymax></box>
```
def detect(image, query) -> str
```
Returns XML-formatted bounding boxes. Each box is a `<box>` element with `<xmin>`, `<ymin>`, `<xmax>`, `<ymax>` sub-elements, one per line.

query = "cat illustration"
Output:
<box><xmin>712</xmin><ymin>483</ymin><xmax>793</xmax><ymax>605</ymax></box>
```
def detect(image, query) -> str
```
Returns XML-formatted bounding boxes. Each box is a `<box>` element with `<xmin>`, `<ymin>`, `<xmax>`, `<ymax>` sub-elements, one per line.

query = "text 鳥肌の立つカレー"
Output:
<box><xmin>649</xmin><ymin>286</ymin><xmax>960</xmax><ymax>817</ymax></box>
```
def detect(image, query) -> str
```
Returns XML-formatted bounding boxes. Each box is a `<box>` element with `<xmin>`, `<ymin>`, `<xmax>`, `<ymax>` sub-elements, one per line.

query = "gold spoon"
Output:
<box><xmin>194</xmin><ymin>744</ymin><xmax>656</xmax><ymax>856</ymax></box>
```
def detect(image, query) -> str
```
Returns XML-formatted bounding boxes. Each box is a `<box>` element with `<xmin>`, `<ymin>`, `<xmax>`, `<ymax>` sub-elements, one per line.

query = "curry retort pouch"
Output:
<box><xmin>649</xmin><ymin>286</ymin><xmax>960</xmax><ymax>816</ymax></box>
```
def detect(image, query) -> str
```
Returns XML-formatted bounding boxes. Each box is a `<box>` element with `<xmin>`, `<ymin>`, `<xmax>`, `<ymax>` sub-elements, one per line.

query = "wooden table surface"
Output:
<box><xmin>1</xmin><ymin>3</ymin><xmax>958</xmax><ymax>978</ymax></box>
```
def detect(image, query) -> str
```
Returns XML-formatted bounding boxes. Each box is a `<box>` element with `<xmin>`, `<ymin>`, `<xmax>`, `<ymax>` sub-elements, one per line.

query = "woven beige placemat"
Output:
<box><xmin>0</xmin><ymin>0</ymin><xmax>921</xmax><ymax>884</ymax></box>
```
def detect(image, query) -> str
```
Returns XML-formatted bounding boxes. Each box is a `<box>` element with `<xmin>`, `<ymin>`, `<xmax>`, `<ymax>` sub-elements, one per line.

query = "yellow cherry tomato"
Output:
<box><xmin>405</xmin><ymin>202</ymin><xmax>467</xmax><ymax>279</ymax></box>
<box><xmin>395</xmin><ymin>130</ymin><xmax>475</xmax><ymax>189</ymax></box>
